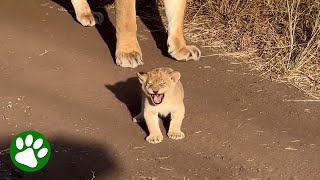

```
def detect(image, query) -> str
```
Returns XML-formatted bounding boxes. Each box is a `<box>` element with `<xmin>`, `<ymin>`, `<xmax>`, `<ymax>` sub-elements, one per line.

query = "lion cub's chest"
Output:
<box><xmin>146</xmin><ymin>96</ymin><xmax>181</xmax><ymax>116</ymax></box>
<box><xmin>157</xmin><ymin>107</ymin><xmax>171</xmax><ymax>117</ymax></box>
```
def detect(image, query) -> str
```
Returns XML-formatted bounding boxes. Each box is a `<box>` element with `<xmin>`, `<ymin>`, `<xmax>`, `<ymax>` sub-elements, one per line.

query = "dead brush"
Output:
<box><xmin>182</xmin><ymin>0</ymin><xmax>320</xmax><ymax>99</ymax></box>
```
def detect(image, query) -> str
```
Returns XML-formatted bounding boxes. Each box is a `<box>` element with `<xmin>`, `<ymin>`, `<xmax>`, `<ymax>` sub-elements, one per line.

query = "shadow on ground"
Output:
<box><xmin>51</xmin><ymin>0</ymin><xmax>117</xmax><ymax>61</ymax></box>
<box><xmin>105</xmin><ymin>77</ymin><xmax>173</xmax><ymax>135</ymax></box>
<box><xmin>0</xmin><ymin>136</ymin><xmax>118</xmax><ymax>180</ymax></box>
<box><xmin>50</xmin><ymin>0</ymin><xmax>170</xmax><ymax>64</ymax></box>
<box><xmin>136</xmin><ymin>0</ymin><xmax>170</xmax><ymax>58</ymax></box>
<box><xmin>105</xmin><ymin>77</ymin><xmax>151</xmax><ymax>134</ymax></box>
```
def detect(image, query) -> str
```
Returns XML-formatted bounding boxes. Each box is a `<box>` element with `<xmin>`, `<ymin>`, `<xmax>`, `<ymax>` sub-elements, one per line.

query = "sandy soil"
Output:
<box><xmin>1</xmin><ymin>0</ymin><xmax>320</xmax><ymax>179</ymax></box>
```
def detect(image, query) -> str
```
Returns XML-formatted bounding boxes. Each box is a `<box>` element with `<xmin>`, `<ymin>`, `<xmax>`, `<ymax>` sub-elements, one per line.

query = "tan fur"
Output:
<box><xmin>71</xmin><ymin>0</ymin><xmax>201</xmax><ymax>68</ymax></box>
<box><xmin>134</xmin><ymin>67</ymin><xmax>185</xmax><ymax>144</ymax></box>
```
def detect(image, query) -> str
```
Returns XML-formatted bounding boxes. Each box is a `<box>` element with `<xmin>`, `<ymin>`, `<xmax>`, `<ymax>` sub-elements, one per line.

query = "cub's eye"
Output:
<box><xmin>159</xmin><ymin>82</ymin><xmax>165</xmax><ymax>86</ymax></box>
<box><xmin>147</xmin><ymin>82</ymin><xmax>153</xmax><ymax>85</ymax></box>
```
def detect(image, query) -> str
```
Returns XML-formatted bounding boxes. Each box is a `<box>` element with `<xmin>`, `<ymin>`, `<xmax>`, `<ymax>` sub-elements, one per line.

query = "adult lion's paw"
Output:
<box><xmin>168</xmin><ymin>131</ymin><xmax>185</xmax><ymax>140</ymax></box>
<box><xmin>146</xmin><ymin>134</ymin><xmax>163</xmax><ymax>144</ymax></box>
<box><xmin>116</xmin><ymin>51</ymin><xmax>143</xmax><ymax>68</ymax></box>
<box><xmin>77</xmin><ymin>11</ymin><xmax>104</xmax><ymax>27</ymax></box>
<box><xmin>169</xmin><ymin>45</ymin><xmax>201</xmax><ymax>61</ymax></box>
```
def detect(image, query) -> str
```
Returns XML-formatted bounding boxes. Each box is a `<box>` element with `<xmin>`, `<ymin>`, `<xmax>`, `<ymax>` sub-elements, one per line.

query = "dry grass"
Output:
<box><xmin>181</xmin><ymin>0</ymin><xmax>320</xmax><ymax>99</ymax></box>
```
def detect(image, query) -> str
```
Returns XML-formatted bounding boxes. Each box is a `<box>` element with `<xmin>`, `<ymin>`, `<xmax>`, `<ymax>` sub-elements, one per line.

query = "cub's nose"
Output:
<box><xmin>153</xmin><ymin>90</ymin><xmax>159</xmax><ymax>94</ymax></box>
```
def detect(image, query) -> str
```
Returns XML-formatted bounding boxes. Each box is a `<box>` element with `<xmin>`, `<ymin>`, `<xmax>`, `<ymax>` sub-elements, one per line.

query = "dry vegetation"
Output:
<box><xmin>182</xmin><ymin>0</ymin><xmax>320</xmax><ymax>99</ymax></box>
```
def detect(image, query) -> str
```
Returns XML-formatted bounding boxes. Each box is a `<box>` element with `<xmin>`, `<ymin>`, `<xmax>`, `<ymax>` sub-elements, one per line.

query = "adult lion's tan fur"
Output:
<box><xmin>71</xmin><ymin>0</ymin><xmax>201</xmax><ymax>68</ymax></box>
<box><xmin>134</xmin><ymin>67</ymin><xmax>185</xmax><ymax>144</ymax></box>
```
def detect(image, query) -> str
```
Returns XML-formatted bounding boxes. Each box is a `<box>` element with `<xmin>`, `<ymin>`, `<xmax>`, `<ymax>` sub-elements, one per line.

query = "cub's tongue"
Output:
<box><xmin>152</xmin><ymin>94</ymin><xmax>164</xmax><ymax>104</ymax></box>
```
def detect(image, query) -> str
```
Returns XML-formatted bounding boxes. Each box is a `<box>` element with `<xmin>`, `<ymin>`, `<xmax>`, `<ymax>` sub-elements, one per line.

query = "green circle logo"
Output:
<box><xmin>10</xmin><ymin>130</ymin><xmax>51</xmax><ymax>172</ymax></box>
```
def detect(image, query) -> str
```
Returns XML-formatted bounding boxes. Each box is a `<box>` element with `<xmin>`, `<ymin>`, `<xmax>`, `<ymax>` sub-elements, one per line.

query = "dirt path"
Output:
<box><xmin>1</xmin><ymin>0</ymin><xmax>320</xmax><ymax>179</ymax></box>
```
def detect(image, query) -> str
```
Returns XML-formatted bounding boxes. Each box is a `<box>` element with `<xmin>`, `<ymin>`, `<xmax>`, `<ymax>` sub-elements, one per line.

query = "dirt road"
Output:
<box><xmin>1</xmin><ymin>0</ymin><xmax>319</xmax><ymax>179</ymax></box>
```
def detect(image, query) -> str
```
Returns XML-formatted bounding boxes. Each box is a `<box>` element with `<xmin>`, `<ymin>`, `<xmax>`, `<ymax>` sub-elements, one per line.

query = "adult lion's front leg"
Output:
<box><xmin>164</xmin><ymin>0</ymin><xmax>201</xmax><ymax>61</ymax></box>
<box><xmin>115</xmin><ymin>0</ymin><xmax>143</xmax><ymax>68</ymax></box>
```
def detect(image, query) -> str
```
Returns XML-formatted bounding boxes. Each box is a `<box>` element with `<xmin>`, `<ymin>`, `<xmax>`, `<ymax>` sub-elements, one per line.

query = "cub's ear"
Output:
<box><xmin>136</xmin><ymin>72</ymin><xmax>148</xmax><ymax>84</ymax></box>
<box><xmin>170</xmin><ymin>71</ymin><xmax>181</xmax><ymax>83</ymax></box>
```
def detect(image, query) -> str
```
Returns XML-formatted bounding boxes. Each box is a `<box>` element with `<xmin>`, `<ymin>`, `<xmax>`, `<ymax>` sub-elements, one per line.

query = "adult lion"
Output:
<box><xmin>71</xmin><ymin>0</ymin><xmax>201</xmax><ymax>68</ymax></box>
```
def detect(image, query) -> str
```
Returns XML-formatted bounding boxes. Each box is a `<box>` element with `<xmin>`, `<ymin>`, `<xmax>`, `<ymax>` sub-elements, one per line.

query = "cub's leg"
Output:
<box><xmin>71</xmin><ymin>0</ymin><xmax>104</xmax><ymax>26</ymax></box>
<box><xmin>164</xmin><ymin>0</ymin><xmax>201</xmax><ymax>61</ymax></box>
<box><xmin>115</xmin><ymin>0</ymin><xmax>143</xmax><ymax>68</ymax></box>
<box><xmin>144</xmin><ymin>111</ymin><xmax>163</xmax><ymax>144</ymax></box>
<box><xmin>168</xmin><ymin>106</ymin><xmax>185</xmax><ymax>140</ymax></box>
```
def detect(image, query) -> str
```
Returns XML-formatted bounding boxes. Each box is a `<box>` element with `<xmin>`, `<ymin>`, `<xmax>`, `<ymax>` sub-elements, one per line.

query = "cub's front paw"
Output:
<box><xmin>116</xmin><ymin>51</ymin><xmax>143</xmax><ymax>68</ymax></box>
<box><xmin>168</xmin><ymin>45</ymin><xmax>201</xmax><ymax>61</ymax></box>
<box><xmin>77</xmin><ymin>11</ymin><xmax>104</xmax><ymax>27</ymax></box>
<box><xmin>133</xmin><ymin>113</ymin><xmax>144</xmax><ymax>123</ymax></box>
<box><xmin>146</xmin><ymin>134</ymin><xmax>163</xmax><ymax>144</ymax></box>
<box><xmin>168</xmin><ymin>131</ymin><xmax>185</xmax><ymax>140</ymax></box>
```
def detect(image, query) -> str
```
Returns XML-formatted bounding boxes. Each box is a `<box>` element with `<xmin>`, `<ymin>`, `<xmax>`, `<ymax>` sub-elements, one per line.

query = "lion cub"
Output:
<box><xmin>133</xmin><ymin>67</ymin><xmax>185</xmax><ymax>144</ymax></box>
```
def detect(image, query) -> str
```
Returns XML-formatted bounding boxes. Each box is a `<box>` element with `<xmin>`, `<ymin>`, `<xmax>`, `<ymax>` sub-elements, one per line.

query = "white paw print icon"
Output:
<box><xmin>15</xmin><ymin>134</ymin><xmax>48</xmax><ymax>168</ymax></box>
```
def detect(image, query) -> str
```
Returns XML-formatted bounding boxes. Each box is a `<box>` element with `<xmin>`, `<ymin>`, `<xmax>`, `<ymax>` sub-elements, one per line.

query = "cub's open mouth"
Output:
<box><xmin>150</xmin><ymin>94</ymin><xmax>164</xmax><ymax>105</ymax></box>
